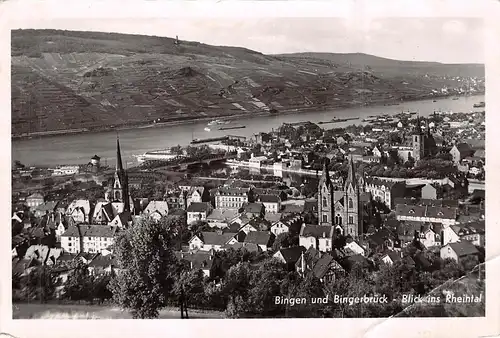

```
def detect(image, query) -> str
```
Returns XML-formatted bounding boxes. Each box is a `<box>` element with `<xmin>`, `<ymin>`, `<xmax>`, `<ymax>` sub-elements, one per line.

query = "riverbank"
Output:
<box><xmin>12</xmin><ymin>92</ymin><xmax>483</xmax><ymax>141</ymax></box>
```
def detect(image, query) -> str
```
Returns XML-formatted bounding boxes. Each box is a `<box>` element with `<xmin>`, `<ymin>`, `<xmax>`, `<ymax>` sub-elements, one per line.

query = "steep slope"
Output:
<box><xmin>11</xmin><ymin>30</ymin><xmax>485</xmax><ymax>137</ymax></box>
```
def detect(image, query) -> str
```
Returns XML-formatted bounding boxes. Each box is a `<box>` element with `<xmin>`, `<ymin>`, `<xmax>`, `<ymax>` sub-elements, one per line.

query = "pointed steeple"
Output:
<box><xmin>413</xmin><ymin>115</ymin><xmax>423</xmax><ymax>135</ymax></box>
<box><xmin>116</xmin><ymin>135</ymin><xmax>124</xmax><ymax>172</ymax></box>
<box><xmin>319</xmin><ymin>157</ymin><xmax>332</xmax><ymax>187</ymax></box>
<box><xmin>345</xmin><ymin>155</ymin><xmax>357</xmax><ymax>189</ymax></box>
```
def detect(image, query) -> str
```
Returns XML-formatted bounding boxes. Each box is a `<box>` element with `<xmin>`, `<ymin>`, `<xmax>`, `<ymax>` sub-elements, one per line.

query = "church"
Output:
<box><xmin>92</xmin><ymin>137</ymin><xmax>134</xmax><ymax>226</ymax></box>
<box><xmin>317</xmin><ymin>157</ymin><xmax>371</xmax><ymax>238</ymax></box>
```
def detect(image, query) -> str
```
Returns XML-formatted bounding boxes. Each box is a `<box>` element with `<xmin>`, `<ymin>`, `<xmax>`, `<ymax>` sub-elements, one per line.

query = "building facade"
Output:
<box><xmin>317</xmin><ymin>157</ymin><xmax>362</xmax><ymax>238</ymax></box>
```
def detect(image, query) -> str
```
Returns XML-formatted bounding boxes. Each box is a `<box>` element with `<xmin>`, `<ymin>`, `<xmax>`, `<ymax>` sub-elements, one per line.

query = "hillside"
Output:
<box><xmin>11</xmin><ymin>29</ymin><xmax>485</xmax><ymax>137</ymax></box>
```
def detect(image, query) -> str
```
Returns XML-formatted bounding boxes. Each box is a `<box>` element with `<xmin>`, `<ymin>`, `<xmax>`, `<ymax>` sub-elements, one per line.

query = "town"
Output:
<box><xmin>11</xmin><ymin>103</ymin><xmax>485</xmax><ymax>318</ymax></box>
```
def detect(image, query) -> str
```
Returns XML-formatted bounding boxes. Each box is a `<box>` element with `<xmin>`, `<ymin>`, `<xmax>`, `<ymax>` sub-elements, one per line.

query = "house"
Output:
<box><xmin>298</xmin><ymin>224</ymin><xmax>334</xmax><ymax>252</ymax></box>
<box><xmin>364</xmin><ymin>177</ymin><xmax>406</xmax><ymax>209</ymax></box>
<box><xmin>270</xmin><ymin>214</ymin><xmax>303</xmax><ymax>237</ymax></box>
<box><xmin>455</xmin><ymin>220</ymin><xmax>485</xmax><ymax>247</ymax></box>
<box><xmin>188</xmin><ymin>231</ymin><xmax>238</xmax><ymax>251</ymax></box>
<box><xmin>449</xmin><ymin>143</ymin><xmax>475</xmax><ymax>164</ymax></box>
<box><xmin>239</xmin><ymin>202</ymin><xmax>265</xmax><ymax>219</ymax></box>
<box><xmin>92</xmin><ymin>201</ymin><xmax>126</xmax><ymax>224</ymax></box>
<box><xmin>257</xmin><ymin>195</ymin><xmax>281</xmax><ymax>213</ymax></box>
<box><xmin>440</xmin><ymin>241</ymin><xmax>479</xmax><ymax>263</ymax></box>
<box><xmin>214</xmin><ymin>187</ymin><xmax>250</xmax><ymax>209</ymax></box>
<box><xmin>186</xmin><ymin>202</ymin><xmax>212</xmax><ymax>225</ymax></box>
<box><xmin>381</xmin><ymin>251</ymin><xmax>402</xmax><ymax>265</ymax></box>
<box><xmin>75</xmin><ymin>252</ymin><xmax>100</xmax><ymax>265</ymax></box>
<box><xmin>243</xmin><ymin>231</ymin><xmax>274</xmax><ymax>251</ymax></box>
<box><xmin>176</xmin><ymin>250</ymin><xmax>218</xmax><ymax>278</ymax></box>
<box><xmin>34</xmin><ymin>201</ymin><xmax>59</xmax><ymax>218</ymax></box>
<box><xmin>366</xmin><ymin>228</ymin><xmax>398</xmax><ymax>254</ymax></box>
<box><xmin>206</xmin><ymin>208</ymin><xmax>240</xmax><ymax>228</ymax></box>
<box><xmin>26</xmin><ymin>193</ymin><xmax>44</xmax><ymax>209</ymax></box>
<box><xmin>88</xmin><ymin>255</ymin><xmax>115</xmax><ymax>275</ymax></box>
<box><xmin>396</xmin><ymin>204</ymin><xmax>458</xmax><ymax>226</ymax></box>
<box><xmin>273</xmin><ymin>246</ymin><xmax>306</xmax><ymax>270</ymax></box>
<box><xmin>61</xmin><ymin>225</ymin><xmax>117</xmax><ymax>254</ymax></box>
<box><xmin>372</xmin><ymin>146</ymin><xmax>382</xmax><ymax>158</ymax></box>
<box><xmin>66</xmin><ymin>199</ymin><xmax>91</xmax><ymax>223</ymax></box>
<box><xmin>223</xmin><ymin>242</ymin><xmax>262</xmax><ymax>253</ymax></box>
<box><xmin>264</xmin><ymin>212</ymin><xmax>283</xmax><ymax>224</ymax></box>
<box><xmin>60</xmin><ymin>226</ymin><xmax>84</xmax><ymax>254</ymax></box>
<box><xmin>344</xmin><ymin>238</ymin><xmax>366</xmax><ymax>256</ymax></box>
<box><xmin>296</xmin><ymin>248</ymin><xmax>345</xmax><ymax>283</ymax></box>
<box><xmin>420</xmin><ymin>184</ymin><xmax>444</xmax><ymax>200</ymax></box>
<box><xmin>81</xmin><ymin>226</ymin><xmax>118</xmax><ymax>254</ymax></box>
<box><xmin>143</xmin><ymin>201</ymin><xmax>170</xmax><ymax>222</ymax></box>
<box><xmin>108</xmin><ymin>211</ymin><xmax>132</xmax><ymax>228</ymax></box>
<box><xmin>186</xmin><ymin>187</ymin><xmax>204</xmax><ymax>208</ymax></box>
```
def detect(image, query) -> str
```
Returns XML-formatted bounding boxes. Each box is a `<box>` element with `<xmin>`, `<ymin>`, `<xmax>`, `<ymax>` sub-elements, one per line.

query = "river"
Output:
<box><xmin>12</xmin><ymin>95</ymin><xmax>484</xmax><ymax>167</ymax></box>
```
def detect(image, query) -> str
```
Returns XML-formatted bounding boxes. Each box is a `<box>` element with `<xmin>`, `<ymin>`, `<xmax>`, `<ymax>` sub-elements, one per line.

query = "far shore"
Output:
<box><xmin>12</xmin><ymin>92</ymin><xmax>484</xmax><ymax>141</ymax></box>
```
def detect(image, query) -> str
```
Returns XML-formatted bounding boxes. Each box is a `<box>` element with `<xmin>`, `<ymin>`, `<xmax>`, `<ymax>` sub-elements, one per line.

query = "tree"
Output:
<box><xmin>109</xmin><ymin>218</ymin><xmax>181</xmax><ymax>318</ymax></box>
<box><xmin>21</xmin><ymin>266</ymin><xmax>56</xmax><ymax>303</ymax></box>
<box><xmin>173</xmin><ymin>269</ymin><xmax>208</xmax><ymax>311</ymax></box>
<box><xmin>63</xmin><ymin>261</ymin><xmax>94</xmax><ymax>302</ymax></box>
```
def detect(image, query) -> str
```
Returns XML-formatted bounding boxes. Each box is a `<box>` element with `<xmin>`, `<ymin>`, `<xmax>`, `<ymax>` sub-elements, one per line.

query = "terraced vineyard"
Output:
<box><xmin>11</xmin><ymin>29</ymin><xmax>485</xmax><ymax>137</ymax></box>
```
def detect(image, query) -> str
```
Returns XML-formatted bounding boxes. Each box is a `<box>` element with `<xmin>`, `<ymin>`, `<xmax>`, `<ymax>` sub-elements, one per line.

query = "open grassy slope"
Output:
<box><xmin>11</xmin><ymin>29</ymin><xmax>485</xmax><ymax>136</ymax></box>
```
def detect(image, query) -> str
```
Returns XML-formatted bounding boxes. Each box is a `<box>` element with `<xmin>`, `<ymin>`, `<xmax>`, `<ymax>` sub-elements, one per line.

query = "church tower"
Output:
<box><xmin>106</xmin><ymin>136</ymin><xmax>130</xmax><ymax>212</ymax></box>
<box><xmin>344</xmin><ymin>156</ymin><xmax>360</xmax><ymax>237</ymax></box>
<box><xmin>412</xmin><ymin>115</ymin><xmax>425</xmax><ymax>162</ymax></box>
<box><xmin>318</xmin><ymin>158</ymin><xmax>333</xmax><ymax>225</ymax></box>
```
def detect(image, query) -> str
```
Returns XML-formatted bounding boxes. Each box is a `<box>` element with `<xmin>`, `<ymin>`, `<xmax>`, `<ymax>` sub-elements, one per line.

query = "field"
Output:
<box><xmin>11</xmin><ymin>29</ymin><xmax>485</xmax><ymax>136</ymax></box>
<box><xmin>13</xmin><ymin>303</ymin><xmax>225</xmax><ymax>319</ymax></box>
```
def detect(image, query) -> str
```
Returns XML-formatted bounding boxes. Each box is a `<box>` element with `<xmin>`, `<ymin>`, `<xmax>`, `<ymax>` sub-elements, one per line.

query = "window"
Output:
<box><xmin>322</xmin><ymin>196</ymin><xmax>328</xmax><ymax>208</ymax></box>
<box><xmin>349</xmin><ymin>216</ymin><xmax>354</xmax><ymax>224</ymax></box>
<box><xmin>348</xmin><ymin>198</ymin><xmax>353</xmax><ymax>209</ymax></box>
<box><xmin>322</xmin><ymin>214</ymin><xmax>328</xmax><ymax>223</ymax></box>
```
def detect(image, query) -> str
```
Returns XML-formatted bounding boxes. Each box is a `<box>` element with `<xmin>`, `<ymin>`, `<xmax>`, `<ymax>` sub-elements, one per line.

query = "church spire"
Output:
<box><xmin>345</xmin><ymin>155</ymin><xmax>357</xmax><ymax>189</ymax></box>
<box><xmin>319</xmin><ymin>157</ymin><xmax>332</xmax><ymax>188</ymax></box>
<box><xmin>116</xmin><ymin>134</ymin><xmax>124</xmax><ymax>172</ymax></box>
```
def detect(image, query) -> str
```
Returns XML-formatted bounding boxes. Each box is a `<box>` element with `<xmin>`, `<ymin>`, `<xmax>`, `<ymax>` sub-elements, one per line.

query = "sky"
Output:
<box><xmin>15</xmin><ymin>17</ymin><xmax>485</xmax><ymax>64</ymax></box>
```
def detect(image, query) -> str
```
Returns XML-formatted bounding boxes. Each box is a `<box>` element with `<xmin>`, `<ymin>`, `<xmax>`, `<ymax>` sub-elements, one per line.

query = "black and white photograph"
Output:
<box><xmin>3</xmin><ymin>1</ymin><xmax>498</xmax><ymax>335</ymax></box>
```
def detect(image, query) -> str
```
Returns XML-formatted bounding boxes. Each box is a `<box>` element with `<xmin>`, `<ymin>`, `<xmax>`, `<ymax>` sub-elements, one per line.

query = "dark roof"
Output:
<box><xmin>224</xmin><ymin>242</ymin><xmax>262</xmax><ymax>253</ymax></box>
<box><xmin>278</xmin><ymin>246</ymin><xmax>306</xmax><ymax>264</ymax></box>
<box><xmin>242</xmin><ymin>203</ymin><xmax>265</xmax><ymax>214</ymax></box>
<box><xmin>82</xmin><ymin>225</ymin><xmax>117</xmax><ymax>238</ymax></box>
<box><xmin>187</xmin><ymin>202</ymin><xmax>211</xmax><ymax>213</ymax></box>
<box><xmin>454</xmin><ymin>143</ymin><xmax>474</xmax><ymax>157</ymax></box>
<box><xmin>175</xmin><ymin>251</ymin><xmax>216</xmax><ymax>271</ymax></box>
<box><xmin>258</xmin><ymin>195</ymin><xmax>281</xmax><ymax>203</ymax></box>
<box><xmin>312</xmin><ymin>254</ymin><xmax>338</xmax><ymax>279</ymax></box>
<box><xmin>447</xmin><ymin>241</ymin><xmax>479</xmax><ymax>257</ymax></box>
<box><xmin>303</xmin><ymin>199</ymin><xmax>318</xmax><ymax>213</ymax></box>
<box><xmin>385</xmin><ymin>251</ymin><xmax>402</xmax><ymax>263</ymax></box>
<box><xmin>396</xmin><ymin>204</ymin><xmax>457</xmax><ymax>220</ymax></box>
<box><xmin>282</xmin><ymin>204</ymin><xmax>304</xmax><ymax>214</ymax></box>
<box><xmin>198</xmin><ymin>232</ymin><xmax>237</xmax><ymax>246</ymax></box>
<box><xmin>300</xmin><ymin>224</ymin><xmax>334</xmax><ymax>238</ymax></box>
<box><xmin>244</xmin><ymin>231</ymin><xmax>272</xmax><ymax>245</ymax></box>
<box><xmin>394</xmin><ymin>198</ymin><xmax>459</xmax><ymax>208</ymax></box>
<box><xmin>216</xmin><ymin>187</ymin><xmax>250</xmax><ymax>196</ymax></box>
<box><xmin>61</xmin><ymin>226</ymin><xmax>82</xmax><ymax>238</ymax></box>
<box><xmin>88</xmin><ymin>255</ymin><xmax>114</xmax><ymax>268</ymax></box>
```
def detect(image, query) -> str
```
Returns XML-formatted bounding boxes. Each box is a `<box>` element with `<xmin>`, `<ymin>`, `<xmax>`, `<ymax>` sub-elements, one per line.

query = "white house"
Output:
<box><xmin>344</xmin><ymin>239</ymin><xmax>366</xmax><ymax>256</ymax></box>
<box><xmin>188</xmin><ymin>231</ymin><xmax>238</xmax><ymax>251</ymax></box>
<box><xmin>143</xmin><ymin>201</ymin><xmax>169</xmax><ymax>222</ymax></box>
<box><xmin>298</xmin><ymin>224</ymin><xmax>334</xmax><ymax>252</ymax></box>
<box><xmin>186</xmin><ymin>202</ymin><xmax>212</xmax><ymax>225</ymax></box>
<box><xmin>258</xmin><ymin>194</ymin><xmax>281</xmax><ymax>213</ymax></box>
<box><xmin>66</xmin><ymin>199</ymin><xmax>91</xmax><ymax>223</ymax></box>
<box><xmin>440</xmin><ymin>241</ymin><xmax>479</xmax><ymax>263</ymax></box>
